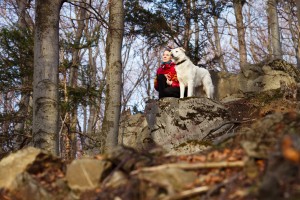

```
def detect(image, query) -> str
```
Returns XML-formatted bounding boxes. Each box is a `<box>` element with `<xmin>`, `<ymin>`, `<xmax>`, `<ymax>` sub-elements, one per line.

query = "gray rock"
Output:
<box><xmin>212</xmin><ymin>59</ymin><xmax>299</xmax><ymax>101</ymax></box>
<box><xmin>119</xmin><ymin>98</ymin><xmax>232</xmax><ymax>155</ymax></box>
<box><xmin>145</xmin><ymin>98</ymin><xmax>231</xmax><ymax>155</ymax></box>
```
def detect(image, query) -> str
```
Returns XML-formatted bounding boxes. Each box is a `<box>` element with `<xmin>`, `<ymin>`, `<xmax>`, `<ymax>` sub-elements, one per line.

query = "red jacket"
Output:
<box><xmin>154</xmin><ymin>61</ymin><xmax>180</xmax><ymax>91</ymax></box>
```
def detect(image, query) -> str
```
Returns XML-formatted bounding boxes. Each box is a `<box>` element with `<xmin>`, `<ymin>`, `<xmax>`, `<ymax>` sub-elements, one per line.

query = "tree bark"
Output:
<box><xmin>233</xmin><ymin>0</ymin><xmax>247</xmax><ymax>72</ymax></box>
<box><xmin>101</xmin><ymin>0</ymin><xmax>124</xmax><ymax>153</ymax></box>
<box><xmin>15</xmin><ymin>0</ymin><xmax>32</xmax><ymax>142</ymax></box>
<box><xmin>16</xmin><ymin>0</ymin><xmax>34</xmax><ymax>28</ymax></box>
<box><xmin>296</xmin><ymin>0</ymin><xmax>300</xmax><ymax>22</ymax></box>
<box><xmin>247</xmin><ymin>4</ymin><xmax>260</xmax><ymax>63</ymax></box>
<box><xmin>295</xmin><ymin>0</ymin><xmax>300</xmax><ymax>68</ymax></box>
<box><xmin>213</xmin><ymin>15</ymin><xmax>227</xmax><ymax>71</ymax></box>
<box><xmin>67</xmin><ymin>1</ymin><xmax>87</xmax><ymax>160</ymax></box>
<box><xmin>86</xmin><ymin>46</ymin><xmax>98</xmax><ymax>137</ymax></box>
<box><xmin>33</xmin><ymin>0</ymin><xmax>64</xmax><ymax>155</ymax></box>
<box><xmin>267</xmin><ymin>0</ymin><xmax>282</xmax><ymax>59</ymax></box>
<box><xmin>183</xmin><ymin>0</ymin><xmax>191</xmax><ymax>52</ymax></box>
<box><xmin>192</xmin><ymin>0</ymin><xmax>200</xmax><ymax>65</ymax></box>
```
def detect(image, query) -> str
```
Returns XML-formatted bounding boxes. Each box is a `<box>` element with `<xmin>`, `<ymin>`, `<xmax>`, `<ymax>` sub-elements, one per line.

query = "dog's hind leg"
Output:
<box><xmin>205</xmin><ymin>85</ymin><xmax>214</xmax><ymax>99</ymax></box>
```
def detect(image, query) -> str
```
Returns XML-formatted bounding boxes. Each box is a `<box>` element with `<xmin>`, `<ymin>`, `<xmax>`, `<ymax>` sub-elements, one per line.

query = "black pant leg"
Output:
<box><xmin>157</xmin><ymin>74</ymin><xmax>168</xmax><ymax>99</ymax></box>
<box><xmin>164</xmin><ymin>87</ymin><xmax>180</xmax><ymax>98</ymax></box>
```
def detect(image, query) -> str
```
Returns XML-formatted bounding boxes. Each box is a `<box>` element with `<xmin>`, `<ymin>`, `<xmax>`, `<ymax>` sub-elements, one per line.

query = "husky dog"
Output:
<box><xmin>170</xmin><ymin>47</ymin><xmax>214</xmax><ymax>98</ymax></box>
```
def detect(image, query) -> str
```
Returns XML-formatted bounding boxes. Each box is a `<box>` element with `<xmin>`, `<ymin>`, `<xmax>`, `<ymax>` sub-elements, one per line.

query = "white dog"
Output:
<box><xmin>170</xmin><ymin>47</ymin><xmax>214</xmax><ymax>99</ymax></box>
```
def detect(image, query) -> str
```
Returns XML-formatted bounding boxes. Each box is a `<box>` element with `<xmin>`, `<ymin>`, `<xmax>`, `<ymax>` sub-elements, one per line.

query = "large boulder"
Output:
<box><xmin>119</xmin><ymin>98</ymin><xmax>232</xmax><ymax>155</ymax></box>
<box><xmin>212</xmin><ymin>59</ymin><xmax>300</xmax><ymax>101</ymax></box>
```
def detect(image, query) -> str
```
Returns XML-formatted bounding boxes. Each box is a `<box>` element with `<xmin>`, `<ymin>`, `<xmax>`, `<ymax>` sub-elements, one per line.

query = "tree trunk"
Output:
<box><xmin>295</xmin><ymin>0</ymin><xmax>300</xmax><ymax>68</ymax></box>
<box><xmin>183</xmin><ymin>0</ymin><xmax>191</xmax><ymax>52</ymax></box>
<box><xmin>213</xmin><ymin>15</ymin><xmax>227</xmax><ymax>71</ymax></box>
<box><xmin>267</xmin><ymin>0</ymin><xmax>282</xmax><ymax>59</ymax></box>
<box><xmin>233</xmin><ymin>0</ymin><xmax>247</xmax><ymax>72</ymax></box>
<box><xmin>32</xmin><ymin>0</ymin><xmax>64</xmax><ymax>155</ymax></box>
<box><xmin>296</xmin><ymin>0</ymin><xmax>300</xmax><ymax>21</ymax></box>
<box><xmin>67</xmin><ymin>1</ymin><xmax>86</xmax><ymax>160</ymax></box>
<box><xmin>15</xmin><ymin>0</ymin><xmax>32</xmax><ymax>142</ymax></box>
<box><xmin>87</xmin><ymin>46</ymin><xmax>97</xmax><ymax>136</ymax></box>
<box><xmin>247</xmin><ymin>4</ymin><xmax>260</xmax><ymax>63</ymax></box>
<box><xmin>16</xmin><ymin>0</ymin><xmax>34</xmax><ymax>28</ymax></box>
<box><xmin>192</xmin><ymin>0</ymin><xmax>200</xmax><ymax>65</ymax></box>
<box><xmin>101</xmin><ymin>0</ymin><xmax>124</xmax><ymax>153</ymax></box>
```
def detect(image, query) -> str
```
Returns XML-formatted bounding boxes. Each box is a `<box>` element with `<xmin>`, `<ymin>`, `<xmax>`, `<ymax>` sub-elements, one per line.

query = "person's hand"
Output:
<box><xmin>164</xmin><ymin>74</ymin><xmax>171</xmax><ymax>80</ymax></box>
<box><xmin>166</xmin><ymin>79</ymin><xmax>173</xmax><ymax>86</ymax></box>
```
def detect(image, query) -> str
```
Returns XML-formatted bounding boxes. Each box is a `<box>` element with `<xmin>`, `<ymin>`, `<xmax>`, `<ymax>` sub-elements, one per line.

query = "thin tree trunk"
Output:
<box><xmin>192</xmin><ymin>0</ymin><xmax>200</xmax><ymax>65</ymax></box>
<box><xmin>183</xmin><ymin>0</ymin><xmax>191</xmax><ymax>52</ymax></box>
<box><xmin>247</xmin><ymin>4</ymin><xmax>260</xmax><ymax>63</ymax></box>
<box><xmin>233</xmin><ymin>0</ymin><xmax>247</xmax><ymax>72</ymax></box>
<box><xmin>15</xmin><ymin>0</ymin><xmax>32</xmax><ymax>141</ymax></box>
<box><xmin>87</xmin><ymin>46</ymin><xmax>98</xmax><ymax>135</ymax></box>
<box><xmin>16</xmin><ymin>0</ymin><xmax>34</xmax><ymax>28</ymax></box>
<box><xmin>267</xmin><ymin>0</ymin><xmax>282</xmax><ymax>59</ymax></box>
<box><xmin>295</xmin><ymin>0</ymin><xmax>300</xmax><ymax>68</ymax></box>
<box><xmin>213</xmin><ymin>15</ymin><xmax>227</xmax><ymax>71</ymax></box>
<box><xmin>67</xmin><ymin>1</ymin><xmax>86</xmax><ymax>159</ymax></box>
<box><xmin>286</xmin><ymin>3</ymin><xmax>299</xmax><ymax>67</ymax></box>
<box><xmin>101</xmin><ymin>0</ymin><xmax>124</xmax><ymax>153</ymax></box>
<box><xmin>33</xmin><ymin>0</ymin><xmax>64</xmax><ymax>155</ymax></box>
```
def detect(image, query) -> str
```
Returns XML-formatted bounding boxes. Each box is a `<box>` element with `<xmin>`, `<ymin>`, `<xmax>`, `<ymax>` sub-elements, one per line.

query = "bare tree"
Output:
<box><xmin>16</xmin><ymin>0</ymin><xmax>34</xmax><ymax>28</ymax></box>
<box><xmin>14</xmin><ymin>0</ymin><xmax>33</xmax><ymax>142</ymax></box>
<box><xmin>183</xmin><ymin>0</ymin><xmax>191</xmax><ymax>52</ymax></box>
<box><xmin>32</xmin><ymin>0</ymin><xmax>65</xmax><ymax>155</ymax></box>
<box><xmin>101</xmin><ymin>0</ymin><xmax>124</xmax><ymax>153</ymax></box>
<box><xmin>66</xmin><ymin>0</ymin><xmax>87</xmax><ymax>160</ymax></box>
<box><xmin>296</xmin><ymin>0</ymin><xmax>300</xmax><ymax>27</ymax></box>
<box><xmin>233</xmin><ymin>0</ymin><xmax>248</xmax><ymax>71</ymax></box>
<box><xmin>292</xmin><ymin>0</ymin><xmax>300</xmax><ymax>68</ymax></box>
<box><xmin>268</xmin><ymin>0</ymin><xmax>282</xmax><ymax>59</ymax></box>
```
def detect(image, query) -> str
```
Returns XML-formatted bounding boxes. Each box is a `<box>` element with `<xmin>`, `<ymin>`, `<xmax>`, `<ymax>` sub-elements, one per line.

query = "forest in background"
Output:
<box><xmin>0</xmin><ymin>0</ymin><xmax>300</xmax><ymax>160</ymax></box>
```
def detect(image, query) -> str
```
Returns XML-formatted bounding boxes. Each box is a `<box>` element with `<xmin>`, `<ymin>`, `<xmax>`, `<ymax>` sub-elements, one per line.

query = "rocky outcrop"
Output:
<box><xmin>212</xmin><ymin>59</ymin><xmax>300</xmax><ymax>101</ymax></box>
<box><xmin>119</xmin><ymin>97</ymin><xmax>232</xmax><ymax>155</ymax></box>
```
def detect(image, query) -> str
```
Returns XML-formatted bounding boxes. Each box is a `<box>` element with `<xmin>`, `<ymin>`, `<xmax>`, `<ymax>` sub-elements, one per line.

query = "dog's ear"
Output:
<box><xmin>179</xmin><ymin>47</ymin><xmax>186</xmax><ymax>52</ymax></box>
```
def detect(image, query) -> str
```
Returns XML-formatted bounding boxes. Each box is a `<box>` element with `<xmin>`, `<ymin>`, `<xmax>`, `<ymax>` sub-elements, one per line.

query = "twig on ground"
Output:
<box><xmin>162</xmin><ymin>186</ymin><xmax>210</xmax><ymax>200</ymax></box>
<box><xmin>130</xmin><ymin>161</ymin><xmax>245</xmax><ymax>175</ymax></box>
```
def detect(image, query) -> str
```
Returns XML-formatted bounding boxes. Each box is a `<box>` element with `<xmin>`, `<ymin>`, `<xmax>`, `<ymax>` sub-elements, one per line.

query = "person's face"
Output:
<box><xmin>162</xmin><ymin>51</ymin><xmax>172</xmax><ymax>62</ymax></box>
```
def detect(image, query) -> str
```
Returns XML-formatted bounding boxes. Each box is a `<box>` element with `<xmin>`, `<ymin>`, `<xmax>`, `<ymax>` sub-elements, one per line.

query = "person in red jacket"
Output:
<box><xmin>154</xmin><ymin>50</ymin><xmax>182</xmax><ymax>99</ymax></box>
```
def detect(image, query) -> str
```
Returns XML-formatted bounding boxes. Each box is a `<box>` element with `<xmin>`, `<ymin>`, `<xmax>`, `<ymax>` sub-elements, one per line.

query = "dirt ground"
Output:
<box><xmin>1</xmin><ymin>91</ymin><xmax>300</xmax><ymax>200</ymax></box>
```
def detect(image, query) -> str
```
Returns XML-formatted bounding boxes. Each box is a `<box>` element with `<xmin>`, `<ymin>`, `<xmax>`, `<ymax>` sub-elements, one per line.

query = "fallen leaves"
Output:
<box><xmin>282</xmin><ymin>135</ymin><xmax>300</xmax><ymax>163</ymax></box>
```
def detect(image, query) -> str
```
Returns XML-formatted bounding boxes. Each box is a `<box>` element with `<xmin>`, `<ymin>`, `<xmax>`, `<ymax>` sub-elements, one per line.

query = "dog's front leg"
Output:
<box><xmin>179</xmin><ymin>82</ymin><xmax>185</xmax><ymax>98</ymax></box>
<box><xmin>187</xmin><ymin>80</ymin><xmax>194</xmax><ymax>97</ymax></box>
